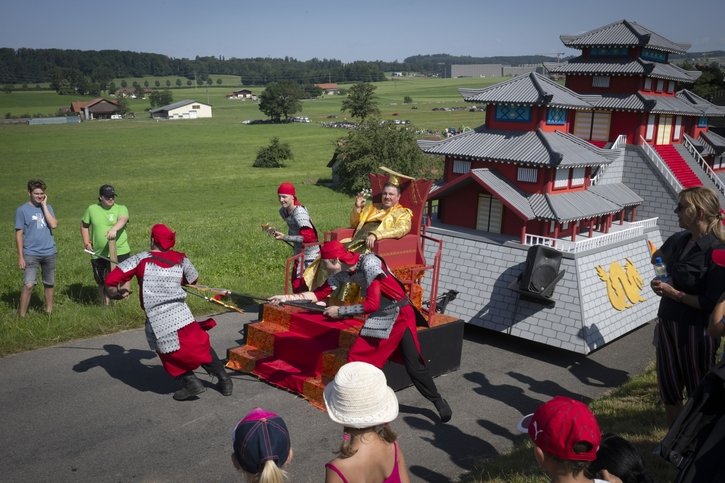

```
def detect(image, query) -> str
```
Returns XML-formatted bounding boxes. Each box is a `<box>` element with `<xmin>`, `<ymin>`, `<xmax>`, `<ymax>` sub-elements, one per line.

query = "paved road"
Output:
<box><xmin>0</xmin><ymin>308</ymin><xmax>656</xmax><ymax>482</ymax></box>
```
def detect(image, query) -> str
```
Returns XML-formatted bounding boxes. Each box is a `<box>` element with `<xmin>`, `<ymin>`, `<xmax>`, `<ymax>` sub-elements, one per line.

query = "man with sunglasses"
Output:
<box><xmin>80</xmin><ymin>184</ymin><xmax>131</xmax><ymax>305</ymax></box>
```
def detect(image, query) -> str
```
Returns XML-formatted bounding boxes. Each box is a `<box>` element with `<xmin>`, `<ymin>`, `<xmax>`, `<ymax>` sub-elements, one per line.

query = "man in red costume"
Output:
<box><xmin>270</xmin><ymin>240</ymin><xmax>452</xmax><ymax>423</ymax></box>
<box><xmin>105</xmin><ymin>224</ymin><xmax>233</xmax><ymax>401</ymax></box>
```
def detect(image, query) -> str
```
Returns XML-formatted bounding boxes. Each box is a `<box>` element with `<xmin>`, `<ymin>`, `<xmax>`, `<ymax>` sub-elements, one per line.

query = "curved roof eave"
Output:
<box><xmin>559</xmin><ymin>20</ymin><xmax>690</xmax><ymax>54</ymax></box>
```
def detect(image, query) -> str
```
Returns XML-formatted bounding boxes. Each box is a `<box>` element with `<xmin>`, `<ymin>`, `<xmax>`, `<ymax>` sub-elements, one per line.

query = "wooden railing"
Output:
<box><xmin>639</xmin><ymin>136</ymin><xmax>683</xmax><ymax>195</ymax></box>
<box><xmin>682</xmin><ymin>136</ymin><xmax>725</xmax><ymax>196</ymax></box>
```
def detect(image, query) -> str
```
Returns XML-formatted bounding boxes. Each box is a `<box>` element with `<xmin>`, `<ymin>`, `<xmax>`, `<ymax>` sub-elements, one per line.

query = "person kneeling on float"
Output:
<box><xmin>270</xmin><ymin>240</ymin><xmax>451</xmax><ymax>423</ymax></box>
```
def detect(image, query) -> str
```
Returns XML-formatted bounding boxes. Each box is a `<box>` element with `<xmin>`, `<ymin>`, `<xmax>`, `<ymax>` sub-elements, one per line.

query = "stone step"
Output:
<box><xmin>246</xmin><ymin>320</ymin><xmax>289</xmax><ymax>354</ymax></box>
<box><xmin>226</xmin><ymin>344</ymin><xmax>271</xmax><ymax>373</ymax></box>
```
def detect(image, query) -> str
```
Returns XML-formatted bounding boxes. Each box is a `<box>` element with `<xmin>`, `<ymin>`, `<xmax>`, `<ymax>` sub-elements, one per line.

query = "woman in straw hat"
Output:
<box><xmin>323</xmin><ymin>361</ymin><xmax>410</xmax><ymax>483</ymax></box>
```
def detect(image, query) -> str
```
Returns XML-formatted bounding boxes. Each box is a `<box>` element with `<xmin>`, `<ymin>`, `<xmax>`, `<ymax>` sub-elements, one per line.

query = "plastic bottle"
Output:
<box><xmin>653</xmin><ymin>257</ymin><xmax>669</xmax><ymax>282</ymax></box>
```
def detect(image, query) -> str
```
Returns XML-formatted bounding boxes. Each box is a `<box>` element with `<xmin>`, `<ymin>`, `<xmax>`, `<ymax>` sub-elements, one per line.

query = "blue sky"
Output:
<box><xmin>3</xmin><ymin>0</ymin><xmax>724</xmax><ymax>62</ymax></box>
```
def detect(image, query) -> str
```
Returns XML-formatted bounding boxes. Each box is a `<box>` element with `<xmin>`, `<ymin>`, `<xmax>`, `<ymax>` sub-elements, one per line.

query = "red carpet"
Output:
<box><xmin>227</xmin><ymin>305</ymin><xmax>363</xmax><ymax>409</ymax></box>
<box><xmin>654</xmin><ymin>144</ymin><xmax>702</xmax><ymax>188</ymax></box>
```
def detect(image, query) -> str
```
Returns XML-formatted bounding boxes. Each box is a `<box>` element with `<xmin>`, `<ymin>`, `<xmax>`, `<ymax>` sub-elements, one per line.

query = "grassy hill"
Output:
<box><xmin>0</xmin><ymin>76</ymin><xmax>501</xmax><ymax>354</ymax></box>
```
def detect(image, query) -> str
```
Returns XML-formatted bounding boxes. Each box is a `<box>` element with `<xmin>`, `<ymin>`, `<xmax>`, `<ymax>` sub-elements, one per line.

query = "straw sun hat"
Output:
<box><xmin>323</xmin><ymin>361</ymin><xmax>399</xmax><ymax>428</ymax></box>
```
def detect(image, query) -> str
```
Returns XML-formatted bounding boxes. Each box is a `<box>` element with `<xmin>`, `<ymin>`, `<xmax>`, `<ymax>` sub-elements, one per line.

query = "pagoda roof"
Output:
<box><xmin>640</xmin><ymin>93</ymin><xmax>707</xmax><ymax>116</ymax></box>
<box><xmin>544</xmin><ymin>57</ymin><xmax>701</xmax><ymax>83</ymax></box>
<box><xmin>700</xmin><ymin>130</ymin><xmax>725</xmax><ymax>155</ymax></box>
<box><xmin>529</xmin><ymin>189</ymin><xmax>623</xmax><ymax>222</ymax></box>
<box><xmin>677</xmin><ymin>90</ymin><xmax>725</xmax><ymax>116</ymax></box>
<box><xmin>417</xmin><ymin>128</ymin><xmax>616</xmax><ymax>168</ymax></box>
<box><xmin>560</xmin><ymin>19</ymin><xmax>690</xmax><ymax>54</ymax></box>
<box><xmin>428</xmin><ymin>168</ymin><xmax>536</xmax><ymax>220</ymax></box>
<box><xmin>459</xmin><ymin>72</ymin><xmax>599</xmax><ymax>109</ymax></box>
<box><xmin>587</xmin><ymin>183</ymin><xmax>643</xmax><ymax>207</ymax></box>
<box><xmin>427</xmin><ymin>169</ymin><xmax>639</xmax><ymax>223</ymax></box>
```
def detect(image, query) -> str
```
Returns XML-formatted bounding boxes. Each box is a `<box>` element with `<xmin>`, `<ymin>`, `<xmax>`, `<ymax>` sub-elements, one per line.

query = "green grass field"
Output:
<box><xmin>0</xmin><ymin>76</ymin><xmax>500</xmax><ymax>354</ymax></box>
<box><xmin>0</xmin><ymin>75</ymin><xmax>680</xmax><ymax>481</ymax></box>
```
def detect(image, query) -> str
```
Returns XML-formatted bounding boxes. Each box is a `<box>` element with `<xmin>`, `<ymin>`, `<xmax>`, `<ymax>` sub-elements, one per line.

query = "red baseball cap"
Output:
<box><xmin>519</xmin><ymin>396</ymin><xmax>601</xmax><ymax>461</ymax></box>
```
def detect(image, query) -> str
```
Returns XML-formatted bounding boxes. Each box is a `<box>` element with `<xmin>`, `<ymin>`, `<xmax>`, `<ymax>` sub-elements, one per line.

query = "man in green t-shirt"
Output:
<box><xmin>80</xmin><ymin>184</ymin><xmax>131</xmax><ymax>305</ymax></box>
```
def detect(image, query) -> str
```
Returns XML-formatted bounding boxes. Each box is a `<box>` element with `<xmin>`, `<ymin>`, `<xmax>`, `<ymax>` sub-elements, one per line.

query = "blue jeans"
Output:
<box><xmin>23</xmin><ymin>253</ymin><xmax>56</xmax><ymax>286</ymax></box>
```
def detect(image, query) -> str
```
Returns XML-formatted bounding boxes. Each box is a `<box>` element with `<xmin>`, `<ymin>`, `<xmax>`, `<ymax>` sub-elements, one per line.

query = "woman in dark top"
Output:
<box><xmin>650</xmin><ymin>187</ymin><xmax>725</xmax><ymax>426</ymax></box>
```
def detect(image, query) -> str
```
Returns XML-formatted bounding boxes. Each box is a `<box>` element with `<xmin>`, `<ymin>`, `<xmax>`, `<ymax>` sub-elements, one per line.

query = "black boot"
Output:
<box><xmin>433</xmin><ymin>398</ymin><xmax>452</xmax><ymax>423</ymax></box>
<box><xmin>173</xmin><ymin>371</ymin><xmax>205</xmax><ymax>401</ymax></box>
<box><xmin>202</xmin><ymin>349</ymin><xmax>233</xmax><ymax>396</ymax></box>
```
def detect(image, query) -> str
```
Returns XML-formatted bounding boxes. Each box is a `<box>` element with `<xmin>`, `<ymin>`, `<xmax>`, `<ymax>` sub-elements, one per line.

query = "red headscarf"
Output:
<box><xmin>277</xmin><ymin>182</ymin><xmax>299</xmax><ymax>205</ymax></box>
<box><xmin>320</xmin><ymin>240</ymin><xmax>359</xmax><ymax>265</ymax></box>
<box><xmin>151</xmin><ymin>224</ymin><xmax>176</xmax><ymax>250</ymax></box>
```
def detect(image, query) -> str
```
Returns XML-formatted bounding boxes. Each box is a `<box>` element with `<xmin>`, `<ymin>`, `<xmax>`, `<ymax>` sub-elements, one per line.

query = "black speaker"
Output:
<box><xmin>519</xmin><ymin>245</ymin><xmax>563</xmax><ymax>296</ymax></box>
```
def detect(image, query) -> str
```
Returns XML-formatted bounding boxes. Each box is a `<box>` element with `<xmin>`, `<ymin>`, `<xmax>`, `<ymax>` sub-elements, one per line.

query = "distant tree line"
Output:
<box><xmin>0</xmin><ymin>48</ymin><xmax>387</xmax><ymax>94</ymax></box>
<box><xmin>0</xmin><ymin>48</ymin><xmax>567</xmax><ymax>92</ymax></box>
<box><xmin>2</xmin><ymin>47</ymin><xmax>723</xmax><ymax>99</ymax></box>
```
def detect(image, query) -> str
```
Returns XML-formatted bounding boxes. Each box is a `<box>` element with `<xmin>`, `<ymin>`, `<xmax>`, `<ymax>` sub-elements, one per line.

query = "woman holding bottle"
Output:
<box><xmin>650</xmin><ymin>187</ymin><xmax>725</xmax><ymax>426</ymax></box>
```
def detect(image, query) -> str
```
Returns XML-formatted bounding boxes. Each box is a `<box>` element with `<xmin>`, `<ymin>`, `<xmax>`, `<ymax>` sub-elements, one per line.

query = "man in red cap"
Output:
<box><xmin>105</xmin><ymin>224</ymin><xmax>233</xmax><ymax>400</ymax></box>
<box><xmin>270</xmin><ymin>240</ymin><xmax>452</xmax><ymax>423</ymax></box>
<box><xmin>271</xmin><ymin>182</ymin><xmax>319</xmax><ymax>292</ymax></box>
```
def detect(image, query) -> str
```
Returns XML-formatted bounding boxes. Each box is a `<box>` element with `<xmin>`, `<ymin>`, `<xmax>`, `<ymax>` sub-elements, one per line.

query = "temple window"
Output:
<box><xmin>495</xmin><ymin>104</ymin><xmax>531</xmax><ymax>122</ymax></box>
<box><xmin>667</xmin><ymin>81</ymin><xmax>675</xmax><ymax>93</ymax></box>
<box><xmin>590</xmin><ymin>47</ymin><xmax>628</xmax><ymax>58</ymax></box>
<box><xmin>546</xmin><ymin>107</ymin><xmax>567</xmax><ymax>125</ymax></box>
<box><xmin>571</xmin><ymin>167</ymin><xmax>585</xmax><ymax>187</ymax></box>
<box><xmin>517</xmin><ymin>167</ymin><xmax>538</xmax><ymax>183</ymax></box>
<box><xmin>592</xmin><ymin>76</ymin><xmax>610</xmax><ymax>88</ymax></box>
<box><xmin>656</xmin><ymin>79</ymin><xmax>664</xmax><ymax>92</ymax></box>
<box><xmin>646</xmin><ymin>114</ymin><xmax>656</xmax><ymax>141</ymax></box>
<box><xmin>644</xmin><ymin>78</ymin><xmax>652</xmax><ymax>90</ymax></box>
<box><xmin>642</xmin><ymin>48</ymin><xmax>667</xmax><ymax>62</ymax></box>
<box><xmin>452</xmin><ymin>159</ymin><xmax>471</xmax><ymax>174</ymax></box>
<box><xmin>554</xmin><ymin>169</ymin><xmax>569</xmax><ymax>189</ymax></box>
<box><xmin>554</xmin><ymin>167</ymin><xmax>585</xmax><ymax>189</ymax></box>
<box><xmin>698</xmin><ymin>116</ymin><xmax>708</xmax><ymax>128</ymax></box>
<box><xmin>673</xmin><ymin>116</ymin><xmax>682</xmax><ymax>141</ymax></box>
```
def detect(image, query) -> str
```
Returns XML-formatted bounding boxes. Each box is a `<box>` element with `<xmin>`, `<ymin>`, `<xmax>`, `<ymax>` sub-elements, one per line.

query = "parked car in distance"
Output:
<box><xmin>110</xmin><ymin>114</ymin><xmax>123</xmax><ymax>120</ymax></box>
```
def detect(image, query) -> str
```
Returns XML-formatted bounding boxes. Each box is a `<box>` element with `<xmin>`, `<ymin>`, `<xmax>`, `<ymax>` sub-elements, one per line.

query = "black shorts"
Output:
<box><xmin>91</xmin><ymin>253</ymin><xmax>130</xmax><ymax>285</ymax></box>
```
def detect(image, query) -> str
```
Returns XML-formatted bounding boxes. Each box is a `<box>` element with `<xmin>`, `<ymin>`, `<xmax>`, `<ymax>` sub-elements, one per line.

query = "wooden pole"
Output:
<box><xmin>108</xmin><ymin>239</ymin><xmax>118</xmax><ymax>269</ymax></box>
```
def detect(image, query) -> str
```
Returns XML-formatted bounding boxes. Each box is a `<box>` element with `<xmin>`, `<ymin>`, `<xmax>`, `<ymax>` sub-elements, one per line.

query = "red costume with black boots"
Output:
<box><xmin>313</xmin><ymin>240</ymin><xmax>452</xmax><ymax>423</ymax></box>
<box><xmin>105</xmin><ymin>224</ymin><xmax>232</xmax><ymax>401</ymax></box>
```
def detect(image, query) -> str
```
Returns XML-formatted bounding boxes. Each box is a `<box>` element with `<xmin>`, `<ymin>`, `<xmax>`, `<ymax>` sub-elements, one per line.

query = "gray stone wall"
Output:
<box><xmin>422</xmin><ymin>226</ymin><xmax>662</xmax><ymax>354</ymax></box>
<box><xmin>617</xmin><ymin>146</ymin><xmax>680</xmax><ymax>238</ymax></box>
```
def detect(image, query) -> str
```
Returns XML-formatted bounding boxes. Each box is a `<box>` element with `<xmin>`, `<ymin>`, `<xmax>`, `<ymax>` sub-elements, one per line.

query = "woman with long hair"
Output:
<box><xmin>650</xmin><ymin>186</ymin><xmax>725</xmax><ymax>426</ymax></box>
